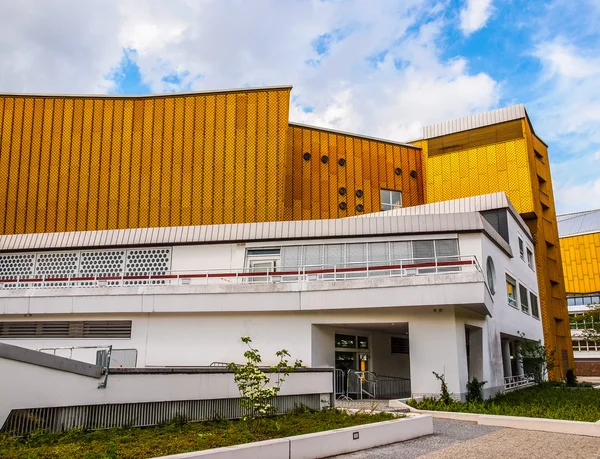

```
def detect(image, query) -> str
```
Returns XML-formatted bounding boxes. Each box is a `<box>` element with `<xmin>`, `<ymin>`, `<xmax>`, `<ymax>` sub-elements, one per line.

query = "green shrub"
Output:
<box><xmin>408</xmin><ymin>383</ymin><xmax>600</xmax><ymax>422</ymax></box>
<box><xmin>0</xmin><ymin>410</ymin><xmax>397</xmax><ymax>459</ymax></box>
<box><xmin>465</xmin><ymin>377</ymin><xmax>487</xmax><ymax>403</ymax></box>
<box><xmin>565</xmin><ymin>369</ymin><xmax>577</xmax><ymax>387</ymax></box>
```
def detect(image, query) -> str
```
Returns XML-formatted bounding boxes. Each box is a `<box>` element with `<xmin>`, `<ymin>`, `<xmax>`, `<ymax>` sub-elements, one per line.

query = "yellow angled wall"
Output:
<box><xmin>561</xmin><ymin>233</ymin><xmax>600</xmax><ymax>294</ymax></box>
<box><xmin>424</xmin><ymin>137</ymin><xmax>534</xmax><ymax>214</ymax></box>
<box><xmin>0</xmin><ymin>88</ymin><xmax>291</xmax><ymax>234</ymax></box>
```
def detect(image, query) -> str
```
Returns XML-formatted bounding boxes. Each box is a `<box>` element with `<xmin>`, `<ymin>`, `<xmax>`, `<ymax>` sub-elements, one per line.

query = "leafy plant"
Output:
<box><xmin>516</xmin><ymin>333</ymin><xmax>555</xmax><ymax>384</ymax></box>
<box><xmin>228</xmin><ymin>336</ymin><xmax>303</xmax><ymax>421</ymax></box>
<box><xmin>465</xmin><ymin>377</ymin><xmax>487</xmax><ymax>403</ymax></box>
<box><xmin>0</xmin><ymin>410</ymin><xmax>397</xmax><ymax>459</ymax></box>
<box><xmin>432</xmin><ymin>371</ymin><xmax>452</xmax><ymax>405</ymax></box>
<box><xmin>565</xmin><ymin>369</ymin><xmax>577</xmax><ymax>387</ymax></box>
<box><xmin>406</xmin><ymin>383</ymin><xmax>600</xmax><ymax>422</ymax></box>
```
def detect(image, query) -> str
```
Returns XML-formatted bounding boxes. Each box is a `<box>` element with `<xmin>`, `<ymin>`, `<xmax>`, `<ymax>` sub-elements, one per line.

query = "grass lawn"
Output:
<box><xmin>0</xmin><ymin>408</ymin><xmax>397</xmax><ymax>459</ymax></box>
<box><xmin>407</xmin><ymin>383</ymin><xmax>600</xmax><ymax>422</ymax></box>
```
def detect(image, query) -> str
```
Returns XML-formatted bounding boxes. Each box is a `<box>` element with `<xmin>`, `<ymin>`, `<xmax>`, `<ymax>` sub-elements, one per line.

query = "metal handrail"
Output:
<box><xmin>36</xmin><ymin>344</ymin><xmax>112</xmax><ymax>389</ymax></box>
<box><xmin>0</xmin><ymin>255</ymin><xmax>480</xmax><ymax>289</ymax></box>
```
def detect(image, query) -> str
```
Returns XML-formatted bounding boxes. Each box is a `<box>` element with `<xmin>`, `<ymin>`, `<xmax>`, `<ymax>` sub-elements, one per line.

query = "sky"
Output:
<box><xmin>0</xmin><ymin>0</ymin><xmax>598</xmax><ymax>214</ymax></box>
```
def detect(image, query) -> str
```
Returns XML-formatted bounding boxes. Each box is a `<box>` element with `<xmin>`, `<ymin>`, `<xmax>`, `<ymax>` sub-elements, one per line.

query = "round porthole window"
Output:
<box><xmin>486</xmin><ymin>256</ymin><xmax>496</xmax><ymax>295</ymax></box>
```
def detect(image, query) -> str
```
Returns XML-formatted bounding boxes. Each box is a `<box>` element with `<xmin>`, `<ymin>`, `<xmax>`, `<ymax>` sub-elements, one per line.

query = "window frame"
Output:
<box><xmin>506</xmin><ymin>274</ymin><xmax>518</xmax><ymax>309</ymax></box>
<box><xmin>518</xmin><ymin>237</ymin><xmax>524</xmax><ymax>260</ymax></box>
<box><xmin>519</xmin><ymin>283</ymin><xmax>530</xmax><ymax>314</ymax></box>
<box><xmin>526</xmin><ymin>246</ymin><xmax>534</xmax><ymax>270</ymax></box>
<box><xmin>530</xmin><ymin>291</ymin><xmax>540</xmax><ymax>319</ymax></box>
<box><xmin>380</xmin><ymin>189</ymin><xmax>402</xmax><ymax>211</ymax></box>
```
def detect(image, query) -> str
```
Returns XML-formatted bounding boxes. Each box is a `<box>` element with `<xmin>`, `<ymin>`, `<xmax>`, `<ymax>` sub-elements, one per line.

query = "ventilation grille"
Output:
<box><xmin>1</xmin><ymin>394</ymin><xmax>322</xmax><ymax>436</ymax></box>
<box><xmin>391</xmin><ymin>336</ymin><xmax>410</xmax><ymax>354</ymax></box>
<box><xmin>0</xmin><ymin>248</ymin><xmax>172</xmax><ymax>284</ymax></box>
<box><xmin>0</xmin><ymin>254</ymin><xmax>35</xmax><ymax>280</ymax></box>
<box><xmin>0</xmin><ymin>321</ymin><xmax>132</xmax><ymax>339</ymax></box>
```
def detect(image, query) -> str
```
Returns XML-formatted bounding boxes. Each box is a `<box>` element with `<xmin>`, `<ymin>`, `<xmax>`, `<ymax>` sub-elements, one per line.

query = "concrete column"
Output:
<box><xmin>514</xmin><ymin>342</ymin><xmax>524</xmax><ymax>376</ymax></box>
<box><xmin>502</xmin><ymin>339</ymin><xmax>512</xmax><ymax>378</ymax></box>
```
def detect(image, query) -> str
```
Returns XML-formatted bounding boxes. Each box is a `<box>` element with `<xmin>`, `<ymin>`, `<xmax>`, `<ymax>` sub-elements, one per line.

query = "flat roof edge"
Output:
<box><xmin>289</xmin><ymin>122</ymin><xmax>421</xmax><ymax>148</ymax></box>
<box><xmin>0</xmin><ymin>85</ymin><xmax>294</xmax><ymax>99</ymax></box>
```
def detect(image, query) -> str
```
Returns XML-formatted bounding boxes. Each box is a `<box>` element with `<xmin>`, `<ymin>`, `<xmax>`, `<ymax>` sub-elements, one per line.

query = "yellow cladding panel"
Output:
<box><xmin>285</xmin><ymin>125</ymin><xmax>425</xmax><ymax>219</ymax></box>
<box><xmin>0</xmin><ymin>88</ymin><xmax>291</xmax><ymax>234</ymax></box>
<box><xmin>424</xmin><ymin>138</ymin><xmax>534</xmax><ymax>214</ymax></box>
<box><xmin>560</xmin><ymin>233</ymin><xmax>600</xmax><ymax>294</ymax></box>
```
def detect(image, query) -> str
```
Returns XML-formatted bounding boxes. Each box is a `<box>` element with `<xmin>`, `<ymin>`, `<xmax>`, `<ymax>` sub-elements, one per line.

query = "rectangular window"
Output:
<box><xmin>434</xmin><ymin>239</ymin><xmax>460</xmax><ymax>272</ymax></box>
<box><xmin>519</xmin><ymin>284</ymin><xmax>529</xmax><ymax>314</ymax></box>
<box><xmin>391</xmin><ymin>336</ymin><xmax>409</xmax><ymax>354</ymax></box>
<box><xmin>380</xmin><ymin>189</ymin><xmax>402</xmax><ymax>211</ymax></box>
<box><xmin>526</xmin><ymin>248</ymin><xmax>534</xmax><ymax>269</ymax></box>
<box><xmin>518</xmin><ymin>238</ymin><xmax>524</xmax><ymax>260</ymax></box>
<box><xmin>357</xmin><ymin>336</ymin><xmax>369</xmax><ymax>349</ymax></box>
<box><xmin>530</xmin><ymin>292</ymin><xmax>539</xmax><ymax>319</ymax></box>
<box><xmin>335</xmin><ymin>334</ymin><xmax>356</xmax><ymax>349</ymax></box>
<box><xmin>506</xmin><ymin>275</ymin><xmax>518</xmax><ymax>308</ymax></box>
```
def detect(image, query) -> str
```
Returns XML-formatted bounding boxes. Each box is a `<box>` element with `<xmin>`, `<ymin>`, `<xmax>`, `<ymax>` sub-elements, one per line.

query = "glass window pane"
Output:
<box><xmin>519</xmin><ymin>284</ymin><xmax>529</xmax><ymax>313</ymax></box>
<box><xmin>335</xmin><ymin>334</ymin><xmax>356</xmax><ymax>348</ymax></box>
<box><xmin>368</xmin><ymin>242</ymin><xmax>389</xmax><ymax>265</ymax></box>
<box><xmin>391</xmin><ymin>191</ymin><xmax>402</xmax><ymax>208</ymax></box>
<box><xmin>506</xmin><ymin>275</ymin><xmax>517</xmax><ymax>308</ymax></box>
<box><xmin>281</xmin><ymin>246</ymin><xmax>301</xmax><ymax>270</ymax></box>
<box><xmin>392</xmin><ymin>241</ymin><xmax>411</xmax><ymax>261</ymax></box>
<box><xmin>358</xmin><ymin>336</ymin><xmax>369</xmax><ymax>349</ymax></box>
<box><xmin>324</xmin><ymin>244</ymin><xmax>344</xmax><ymax>268</ymax></box>
<box><xmin>304</xmin><ymin>245</ymin><xmax>323</xmax><ymax>269</ymax></box>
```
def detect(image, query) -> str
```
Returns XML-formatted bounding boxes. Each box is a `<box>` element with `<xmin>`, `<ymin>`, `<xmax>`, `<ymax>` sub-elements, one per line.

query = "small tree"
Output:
<box><xmin>229</xmin><ymin>336</ymin><xmax>303</xmax><ymax>422</ymax></box>
<box><xmin>573</xmin><ymin>303</ymin><xmax>600</xmax><ymax>343</ymax></box>
<box><xmin>516</xmin><ymin>333</ymin><xmax>555</xmax><ymax>384</ymax></box>
<box><xmin>432</xmin><ymin>371</ymin><xmax>452</xmax><ymax>405</ymax></box>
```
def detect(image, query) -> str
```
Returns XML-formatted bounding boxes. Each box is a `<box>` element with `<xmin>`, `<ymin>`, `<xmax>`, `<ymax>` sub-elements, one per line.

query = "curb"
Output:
<box><xmin>388</xmin><ymin>400</ymin><xmax>600</xmax><ymax>437</ymax></box>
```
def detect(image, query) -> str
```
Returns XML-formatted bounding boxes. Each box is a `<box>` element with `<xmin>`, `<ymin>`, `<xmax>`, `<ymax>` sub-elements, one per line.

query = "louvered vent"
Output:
<box><xmin>0</xmin><ymin>321</ymin><xmax>132</xmax><ymax>339</ymax></box>
<box><xmin>391</xmin><ymin>336</ymin><xmax>410</xmax><ymax>354</ymax></box>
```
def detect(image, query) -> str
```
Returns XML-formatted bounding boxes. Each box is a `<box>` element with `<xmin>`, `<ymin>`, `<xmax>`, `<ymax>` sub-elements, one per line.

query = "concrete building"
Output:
<box><xmin>558</xmin><ymin>209</ymin><xmax>600</xmax><ymax>376</ymax></box>
<box><xmin>0</xmin><ymin>193</ymin><xmax>542</xmax><ymax>400</ymax></box>
<box><xmin>0</xmin><ymin>86</ymin><xmax>570</xmax><ymax>383</ymax></box>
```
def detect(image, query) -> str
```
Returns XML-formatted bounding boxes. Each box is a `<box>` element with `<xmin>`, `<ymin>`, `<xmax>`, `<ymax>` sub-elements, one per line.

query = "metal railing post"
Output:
<box><xmin>98</xmin><ymin>345</ymin><xmax>112</xmax><ymax>389</ymax></box>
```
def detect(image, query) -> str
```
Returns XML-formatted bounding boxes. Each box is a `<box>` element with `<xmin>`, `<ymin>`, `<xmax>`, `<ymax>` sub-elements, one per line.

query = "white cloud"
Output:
<box><xmin>529</xmin><ymin>37</ymin><xmax>600</xmax><ymax>213</ymax></box>
<box><xmin>554</xmin><ymin>178</ymin><xmax>600</xmax><ymax>215</ymax></box>
<box><xmin>0</xmin><ymin>1</ymin><xmax>124</xmax><ymax>94</ymax></box>
<box><xmin>459</xmin><ymin>0</ymin><xmax>494</xmax><ymax>36</ymax></box>
<box><xmin>0</xmin><ymin>1</ymin><xmax>499</xmax><ymax>142</ymax></box>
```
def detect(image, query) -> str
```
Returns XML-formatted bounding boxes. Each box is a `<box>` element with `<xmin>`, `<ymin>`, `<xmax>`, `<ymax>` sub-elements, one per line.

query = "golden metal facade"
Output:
<box><xmin>285</xmin><ymin>125</ymin><xmax>423</xmax><ymax>220</ymax></box>
<box><xmin>0</xmin><ymin>88</ymin><xmax>291</xmax><ymax>233</ymax></box>
<box><xmin>560</xmin><ymin>233</ymin><xmax>600</xmax><ymax>294</ymax></box>
<box><xmin>417</xmin><ymin>119</ymin><xmax>574</xmax><ymax>378</ymax></box>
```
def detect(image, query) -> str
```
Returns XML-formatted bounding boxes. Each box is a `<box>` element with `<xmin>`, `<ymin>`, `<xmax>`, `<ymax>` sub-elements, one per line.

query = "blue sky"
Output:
<box><xmin>0</xmin><ymin>0</ymin><xmax>598</xmax><ymax>213</ymax></box>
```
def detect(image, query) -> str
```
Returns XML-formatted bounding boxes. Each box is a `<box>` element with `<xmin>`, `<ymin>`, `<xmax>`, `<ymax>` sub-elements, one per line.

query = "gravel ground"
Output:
<box><xmin>334</xmin><ymin>419</ymin><xmax>600</xmax><ymax>459</ymax></box>
<box><xmin>333</xmin><ymin>419</ymin><xmax>500</xmax><ymax>458</ymax></box>
<box><xmin>421</xmin><ymin>427</ymin><xmax>600</xmax><ymax>459</ymax></box>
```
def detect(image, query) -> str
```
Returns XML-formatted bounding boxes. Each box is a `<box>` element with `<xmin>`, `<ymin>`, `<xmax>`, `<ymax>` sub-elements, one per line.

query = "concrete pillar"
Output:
<box><xmin>502</xmin><ymin>339</ymin><xmax>512</xmax><ymax>378</ymax></box>
<box><xmin>514</xmin><ymin>342</ymin><xmax>524</xmax><ymax>376</ymax></box>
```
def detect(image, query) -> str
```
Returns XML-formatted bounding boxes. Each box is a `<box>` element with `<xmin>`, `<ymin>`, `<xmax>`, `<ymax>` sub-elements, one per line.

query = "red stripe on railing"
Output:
<box><xmin>0</xmin><ymin>259</ymin><xmax>475</xmax><ymax>285</ymax></box>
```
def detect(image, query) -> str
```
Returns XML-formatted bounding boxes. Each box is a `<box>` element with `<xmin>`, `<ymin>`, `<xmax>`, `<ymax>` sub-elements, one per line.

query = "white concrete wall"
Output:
<box><xmin>0</xmin><ymin>356</ymin><xmax>332</xmax><ymax>430</ymax></box>
<box><xmin>370</xmin><ymin>332</ymin><xmax>410</xmax><ymax>379</ymax></box>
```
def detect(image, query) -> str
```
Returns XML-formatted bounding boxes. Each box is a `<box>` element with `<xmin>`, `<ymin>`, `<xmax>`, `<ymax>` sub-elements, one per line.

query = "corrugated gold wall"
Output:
<box><xmin>285</xmin><ymin>125</ymin><xmax>424</xmax><ymax>220</ymax></box>
<box><xmin>424</xmin><ymin>137</ymin><xmax>534</xmax><ymax>213</ymax></box>
<box><xmin>560</xmin><ymin>233</ymin><xmax>600</xmax><ymax>293</ymax></box>
<box><xmin>0</xmin><ymin>88</ymin><xmax>291</xmax><ymax>234</ymax></box>
<box><xmin>418</xmin><ymin>118</ymin><xmax>574</xmax><ymax>378</ymax></box>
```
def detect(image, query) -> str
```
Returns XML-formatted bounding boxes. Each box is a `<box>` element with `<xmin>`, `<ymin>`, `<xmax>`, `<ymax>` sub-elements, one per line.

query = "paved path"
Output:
<box><xmin>334</xmin><ymin>419</ymin><xmax>600</xmax><ymax>459</ymax></box>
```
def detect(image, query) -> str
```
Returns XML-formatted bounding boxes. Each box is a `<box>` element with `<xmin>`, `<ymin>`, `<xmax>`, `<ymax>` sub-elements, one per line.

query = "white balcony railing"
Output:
<box><xmin>0</xmin><ymin>255</ymin><xmax>480</xmax><ymax>290</ymax></box>
<box><xmin>504</xmin><ymin>373</ymin><xmax>535</xmax><ymax>390</ymax></box>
